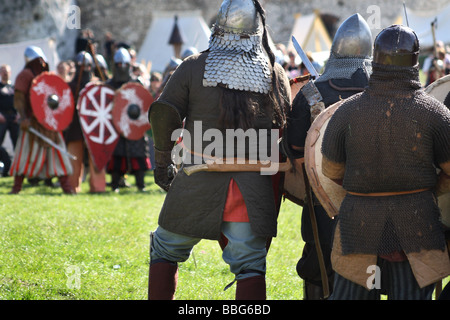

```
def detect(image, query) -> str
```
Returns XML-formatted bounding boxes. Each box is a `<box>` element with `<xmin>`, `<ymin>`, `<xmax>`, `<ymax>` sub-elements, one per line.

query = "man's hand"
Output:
<box><xmin>20</xmin><ymin>118</ymin><xmax>31</xmax><ymax>131</ymax></box>
<box><xmin>154</xmin><ymin>148</ymin><xmax>175</xmax><ymax>192</ymax></box>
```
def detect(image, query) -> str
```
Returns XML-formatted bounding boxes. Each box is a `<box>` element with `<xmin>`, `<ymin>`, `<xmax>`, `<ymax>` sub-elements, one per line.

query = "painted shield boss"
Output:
<box><xmin>29</xmin><ymin>72</ymin><xmax>74</xmax><ymax>131</ymax></box>
<box><xmin>111</xmin><ymin>82</ymin><xmax>153</xmax><ymax>140</ymax></box>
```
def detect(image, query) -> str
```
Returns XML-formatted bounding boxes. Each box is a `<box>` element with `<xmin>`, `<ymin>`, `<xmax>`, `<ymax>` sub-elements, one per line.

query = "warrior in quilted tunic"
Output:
<box><xmin>147</xmin><ymin>0</ymin><xmax>291</xmax><ymax>300</ymax></box>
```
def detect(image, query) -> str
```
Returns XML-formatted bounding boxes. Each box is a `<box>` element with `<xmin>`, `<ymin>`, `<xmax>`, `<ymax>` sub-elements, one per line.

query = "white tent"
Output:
<box><xmin>137</xmin><ymin>10</ymin><xmax>211</xmax><ymax>73</ymax></box>
<box><xmin>0</xmin><ymin>37</ymin><xmax>60</xmax><ymax>84</ymax></box>
<box><xmin>287</xmin><ymin>10</ymin><xmax>332</xmax><ymax>66</ymax></box>
<box><xmin>396</xmin><ymin>4</ymin><xmax>450</xmax><ymax>48</ymax></box>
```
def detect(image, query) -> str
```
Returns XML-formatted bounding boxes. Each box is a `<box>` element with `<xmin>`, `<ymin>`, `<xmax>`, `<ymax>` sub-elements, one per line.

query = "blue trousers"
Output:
<box><xmin>150</xmin><ymin>222</ymin><xmax>268</xmax><ymax>280</ymax></box>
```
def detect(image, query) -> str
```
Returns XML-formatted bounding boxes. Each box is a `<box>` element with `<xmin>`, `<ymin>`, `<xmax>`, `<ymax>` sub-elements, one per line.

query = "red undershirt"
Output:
<box><xmin>222</xmin><ymin>179</ymin><xmax>249</xmax><ymax>222</ymax></box>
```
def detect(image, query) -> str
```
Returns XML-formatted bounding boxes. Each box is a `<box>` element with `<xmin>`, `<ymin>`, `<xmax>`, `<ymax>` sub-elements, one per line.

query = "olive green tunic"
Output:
<box><xmin>151</xmin><ymin>52</ymin><xmax>291</xmax><ymax>240</ymax></box>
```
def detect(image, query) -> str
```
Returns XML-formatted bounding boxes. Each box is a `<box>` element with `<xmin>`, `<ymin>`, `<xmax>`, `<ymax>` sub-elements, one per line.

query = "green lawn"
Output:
<box><xmin>0</xmin><ymin>172</ymin><xmax>447</xmax><ymax>300</ymax></box>
<box><xmin>0</xmin><ymin>172</ymin><xmax>304</xmax><ymax>300</ymax></box>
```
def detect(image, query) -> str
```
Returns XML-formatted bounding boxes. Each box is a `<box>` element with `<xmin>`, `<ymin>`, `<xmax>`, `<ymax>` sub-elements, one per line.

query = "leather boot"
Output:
<box><xmin>135</xmin><ymin>170</ymin><xmax>146</xmax><ymax>191</ymax></box>
<box><xmin>58</xmin><ymin>175</ymin><xmax>76</xmax><ymax>194</ymax></box>
<box><xmin>9</xmin><ymin>175</ymin><xmax>24</xmax><ymax>194</ymax></box>
<box><xmin>148</xmin><ymin>261</ymin><xmax>178</xmax><ymax>300</ymax></box>
<box><xmin>304</xmin><ymin>281</ymin><xmax>324</xmax><ymax>300</ymax></box>
<box><xmin>111</xmin><ymin>172</ymin><xmax>121</xmax><ymax>192</ymax></box>
<box><xmin>235</xmin><ymin>275</ymin><xmax>266</xmax><ymax>300</ymax></box>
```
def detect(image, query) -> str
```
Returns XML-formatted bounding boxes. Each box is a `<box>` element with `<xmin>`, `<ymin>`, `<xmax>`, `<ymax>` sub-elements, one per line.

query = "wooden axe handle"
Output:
<box><xmin>183</xmin><ymin>160</ymin><xmax>292</xmax><ymax>176</ymax></box>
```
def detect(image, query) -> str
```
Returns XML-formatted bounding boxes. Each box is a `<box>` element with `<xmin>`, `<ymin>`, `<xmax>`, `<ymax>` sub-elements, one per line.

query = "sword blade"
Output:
<box><xmin>291</xmin><ymin>36</ymin><xmax>320</xmax><ymax>79</ymax></box>
<box><xmin>28</xmin><ymin>127</ymin><xmax>77</xmax><ymax>160</ymax></box>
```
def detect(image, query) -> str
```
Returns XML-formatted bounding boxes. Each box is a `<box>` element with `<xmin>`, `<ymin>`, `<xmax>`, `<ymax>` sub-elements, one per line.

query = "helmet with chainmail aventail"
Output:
<box><xmin>203</xmin><ymin>0</ymin><xmax>272</xmax><ymax>94</ymax></box>
<box><xmin>316</xmin><ymin>13</ymin><xmax>373</xmax><ymax>83</ymax></box>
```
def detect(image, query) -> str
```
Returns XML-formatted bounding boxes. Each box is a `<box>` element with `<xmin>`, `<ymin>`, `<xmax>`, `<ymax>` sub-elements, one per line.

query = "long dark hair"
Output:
<box><xmin>219</xmin><ymin>0</ymin><xmax>289</xmax><ymax>130</ymax></box>
<box><xmin>219</xmin><ymin>88</ymin><xmax>259</xmax><ymax>129</ymax></box>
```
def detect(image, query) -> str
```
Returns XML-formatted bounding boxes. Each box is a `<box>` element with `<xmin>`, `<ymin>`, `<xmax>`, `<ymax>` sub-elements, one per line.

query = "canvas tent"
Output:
<box><xmin>287</xmin><ymin>10</ymin><xmax>332</xmax><ymax>67</ymax></box>
<box><xmin>0</xmin><ymin>37</ymin><xmax>60</xmax><ymax>85</ymax></box>
<box><xmin>137</xmin><ymin>10</ymin><xmax>211</xmax><ymax>73</ymax></box>
<box><xmin>395</xmin><ymin>3</ymin><xmax>450</xmax><ymax>48</ymax></box>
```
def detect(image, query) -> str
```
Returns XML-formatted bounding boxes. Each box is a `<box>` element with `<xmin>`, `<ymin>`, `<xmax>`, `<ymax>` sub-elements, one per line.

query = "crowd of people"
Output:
<box><xmin>0</xmin><ymin>28</ymin><xmax>168</xmax><ymax>194</ymax></box>
<box><xmin>147</xmin><ymin>0</ymin><xmax>450</xmax><ymax>301</ymax></box>
<box><xmin>1</xmin><ymin>0</ymin><xmax>449</xmax><ymax>301</ymax></box>
<box><xmin>275</xmin><ymin>43</ymin><xmax>323</xmax><ymax>79</ymax></box>
<box><xmin>1</xmin><ymin>25</ymin><xmax>449</xmax><ymax>192</ymax></box>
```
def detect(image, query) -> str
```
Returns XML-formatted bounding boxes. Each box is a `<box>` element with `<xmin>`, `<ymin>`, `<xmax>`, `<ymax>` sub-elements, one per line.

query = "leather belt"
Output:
<box><xmin>347</xmin><ymin>188</ymin><xmax>430</xmax><ymax>197</ymax></box>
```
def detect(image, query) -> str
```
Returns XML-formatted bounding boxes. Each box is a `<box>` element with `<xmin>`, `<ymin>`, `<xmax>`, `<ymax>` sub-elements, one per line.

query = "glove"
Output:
<box><xmin>20</xmin><ymin>118</ymin><xmax>31</xmax><ymax>131</ymax></box>
<box><xmin>154</xmin><ymin>148</ymin><xmax>175</xmax><ymax>192</ymax></box>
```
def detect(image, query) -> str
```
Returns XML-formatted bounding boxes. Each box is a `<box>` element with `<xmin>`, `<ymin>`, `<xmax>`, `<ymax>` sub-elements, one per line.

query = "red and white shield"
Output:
<box><xmin>29</xmin><ymin>72</ymin><xmax>74</xmax><ymax>131</ymax></box>
<box><xmin>111</xmin><ymin>82</ymin><xmax>153</xmax><ymax>140</ymax></box>
<box><xmin>77</xmin><ymin>83</ymin><xmax>119</xmax><ymax>171</ymax></box>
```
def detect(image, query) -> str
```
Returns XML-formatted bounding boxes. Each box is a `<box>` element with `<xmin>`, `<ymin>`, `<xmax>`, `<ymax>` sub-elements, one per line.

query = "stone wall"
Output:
<box><xmin>0</xmin><ymin>0</ymin><xmax>448</xmax><ymax>60</ymax></box>
<box><xmin>0</xmin><ymin>0</ymin><xmax>79</xmax><ymax>60</ymax></box>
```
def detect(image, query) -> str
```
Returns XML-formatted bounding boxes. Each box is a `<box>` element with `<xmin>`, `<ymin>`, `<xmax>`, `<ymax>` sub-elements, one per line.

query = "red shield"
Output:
<box><xmin>29</xmin><ymin>72</ymin><xmax>74</xmax><ymax>131</ymax></box>
<box><xmin>111</xmin><ymin>82</ymin><xmax>153</xmax><ymax>140</ymax></box>
<box><xmin>77</xmin><ymin>83</ymin><xmax>119</xmax><ymax>171</ymax></box>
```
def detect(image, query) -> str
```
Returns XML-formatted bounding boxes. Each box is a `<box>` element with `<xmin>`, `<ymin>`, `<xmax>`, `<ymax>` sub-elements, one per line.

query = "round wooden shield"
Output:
<box><xmin>29</xmin><ymin>72</ymin><xmax>74</xmax><ymax>131</ymax></box>
<box><xmin>77</xmin><ymin>83</ymin><xmax>119</xmax><ymax>171</ymax></box>
<box><xmin>425</xmin><ymin>76</ymin><xmax>450</xmax><ymax>228</ymax></box>
<box><xmin>304</xmin><ymin>100</ymin><xmax>346</xmax><ymax>218</ymax></box>
<box><xmin>111</xmin><ymin>82</ymin><xmax>153</xmax><ymax>140</ymax></box>
<box><xmin>425</xmin><ymin>74</ymin><xmax>450</xmax><ymax>102</ymax></box>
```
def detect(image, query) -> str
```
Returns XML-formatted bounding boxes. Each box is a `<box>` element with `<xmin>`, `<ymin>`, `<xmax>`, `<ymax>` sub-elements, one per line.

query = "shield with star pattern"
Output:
<box><xmin>77</xmin><ymin>82</ymin><xmax>119</xmax><ymax>171</ymax></box>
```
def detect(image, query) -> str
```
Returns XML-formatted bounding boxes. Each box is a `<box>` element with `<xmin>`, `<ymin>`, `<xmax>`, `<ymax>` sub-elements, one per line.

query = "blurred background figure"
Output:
<box><xmin>149</xmin><ymin>71</ymin><xmax>162</xmax><ymax>98</ymax></box>
<box><xmin>94</xmin><ymin>53</ymin><xmax>111</xmax><ymax>80</ymax></box>
<box><xmin>64</xmin><ymin>51</ymin><xmax>107</xmax><ymax>194</ymax></box>
<box><xmin>0</xmin><ymin>64</ymin><xmax>18</xmax><ymax>176</ymax></box>
<box><xmin>423</xmin><ymin>40</ymin><xmax>450</xmax><ymax>85</ymax></box>
<box><xmin>9</xmin><ymin>46</ymin><xmax>74</xmax><ymax>194</ymax></box>
<box><xmin>57</xmin><ymin>61</ymin><xmax>72</xmax><ymax>82</ymax></box>
<box><xmin>106</xmin><ymin>47</ymin><xmax>151</xmax><ymax>192</ymax></box>
<box><xmin>0</xmin><ymin>64</ymin><xmax>19</xmax><ymax>149</ymax></box>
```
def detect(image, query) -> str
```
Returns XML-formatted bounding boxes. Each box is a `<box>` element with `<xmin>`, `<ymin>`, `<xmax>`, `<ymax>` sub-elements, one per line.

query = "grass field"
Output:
<box><xmin>0</xmin><ymin>172</ymin><xmax>304</xmax><ymax>300</ymax></box>
<box><xmin>0</xmin><ymin>171</ymin><xmax>448</xmax><ymax>300</ymax></box>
